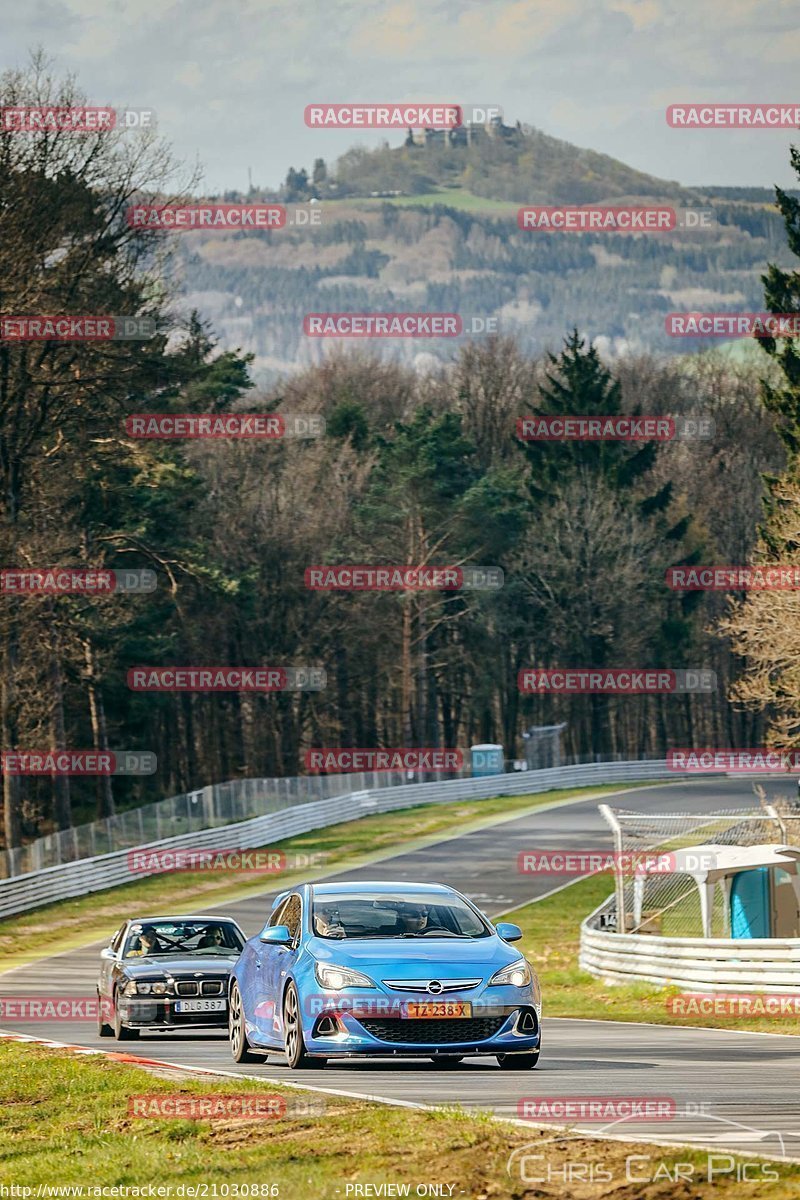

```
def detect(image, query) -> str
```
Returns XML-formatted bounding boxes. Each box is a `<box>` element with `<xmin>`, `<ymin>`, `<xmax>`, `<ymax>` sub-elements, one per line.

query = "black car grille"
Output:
<box><xmin>174</xmin><ymin>979</ymin><xmax>225</xmax><ymax>997</ymax></box>
<box><xmin>359</xmin><ymin>1017</ymin><xmax>507</xmax><ymax>1045</ymax></box>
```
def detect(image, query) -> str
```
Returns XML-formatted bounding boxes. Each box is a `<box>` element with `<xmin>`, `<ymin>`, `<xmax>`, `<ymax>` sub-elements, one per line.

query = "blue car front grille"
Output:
<box><xmin>358</xmin><ymin>1016</ymin><xmax>507</xmax><ymax>1044</ymax></box>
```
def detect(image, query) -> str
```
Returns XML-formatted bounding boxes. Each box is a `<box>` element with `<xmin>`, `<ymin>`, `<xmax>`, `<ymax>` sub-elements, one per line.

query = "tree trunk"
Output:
<box><xmin>83</xmin><ymin>637</ymin><xmax>114</xmax><ymax>818</ymax></box>
<box><xmin>1</xmin><ymin>613</ymin><xmax>22</xmax><ymax>849</ymax></box>
<box><xmin>48</xmin><ymin>621</ymin><xmax>72</xmax><ymax>830</ymax></box>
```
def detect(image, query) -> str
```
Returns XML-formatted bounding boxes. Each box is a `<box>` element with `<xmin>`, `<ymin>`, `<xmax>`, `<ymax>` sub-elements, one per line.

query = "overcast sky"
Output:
<box><xmin>3</xmin><ymin>0</ymin><xmax>800</xmax><ymax>194</ymax></box>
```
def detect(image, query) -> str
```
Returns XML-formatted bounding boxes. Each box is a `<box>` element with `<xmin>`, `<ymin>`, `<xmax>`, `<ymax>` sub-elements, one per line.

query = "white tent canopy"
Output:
<box><xmin>632</xmin><ymin>843</ymin><xmax>800</xmax><ymax>937</ymax></box>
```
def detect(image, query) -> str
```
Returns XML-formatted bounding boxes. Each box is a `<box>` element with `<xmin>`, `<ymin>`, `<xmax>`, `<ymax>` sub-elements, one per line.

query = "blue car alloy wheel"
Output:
<box><xmin>229</xmin><ymin>881</ymin><xmax>542</xmax><ymax>1071</ymax></box>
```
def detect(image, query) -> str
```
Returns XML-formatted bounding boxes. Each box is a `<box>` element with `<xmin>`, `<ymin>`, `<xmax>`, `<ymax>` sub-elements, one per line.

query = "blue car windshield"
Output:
<box><xmin>312</xmin><ymin>893</ymin><xmax>490</xmax><ymax>939</ymax></box>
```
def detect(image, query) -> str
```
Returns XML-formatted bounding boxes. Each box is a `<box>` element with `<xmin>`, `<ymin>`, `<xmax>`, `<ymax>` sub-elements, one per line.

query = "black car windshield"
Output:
<box><xmin>312</xmin><ymin>893</ymin><xmax>490</xmax><ymax>939</ymax></box>
<box><xmin>123</xmin><ymin>921</ymin><xmax>244</xmax><ymax>958</ymax></box>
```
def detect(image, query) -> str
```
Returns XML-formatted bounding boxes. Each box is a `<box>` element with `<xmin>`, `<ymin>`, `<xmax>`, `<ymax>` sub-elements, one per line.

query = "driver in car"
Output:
<box><xmin>314</xmin><ymin>907</ymin><xmax>346</xmax><ymax>937</ymax></box>
<box><xmin>127</xmin><ymin>925</ymin><xmax>163</xmax><ymax>956</ymax></box>
<box><xmin>395</xmin><ymin>904</ymin><xmax>429</xmax><ymax>934</ymax></box>
<box><xmin>198</xmin><ymin>925</ymin><xmax>226</xmax><ymax>948</ymax></box>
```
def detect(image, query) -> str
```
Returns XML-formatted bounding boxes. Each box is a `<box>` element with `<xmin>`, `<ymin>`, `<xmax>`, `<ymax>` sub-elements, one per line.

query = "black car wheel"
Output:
<box><xmin>96</xmin><ymin>991</ymin><xmax>113</xmax><ymax>1038</ymax></box>
<box><xmin>112</xmin><ymin>990</ymin><xmax>140</xmax><ymax>1041</ymax></box>
<box><xmin>283</xmin><ymin>981</ymin><xmax>325</xmax><ymax>1070</ymax></box>
<box><xmin>496</xmin><ymin>1050</ymin><xmax>539</xmax><ymax>1070</ymax></box>
<box><xmin>229</xmin><ymin>981</ymin><xmax>262</xmax><ymax>1063</ymax></box>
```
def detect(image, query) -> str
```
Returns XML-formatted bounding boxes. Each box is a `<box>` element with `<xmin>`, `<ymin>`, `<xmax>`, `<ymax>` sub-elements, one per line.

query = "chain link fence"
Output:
<box><xmin>0</xmin><ymin>726</ymin><xmax>581</xmax><ymax>880</ymax></box>
<box><xmin>0</xmin><ymin>769</ymin><xmax>444</xmax><ymax>880</ymax></box>
<box><xmin>601</xmin><ymin>795</ymin><xmax>800</xmax><ymax>937</ymax></box>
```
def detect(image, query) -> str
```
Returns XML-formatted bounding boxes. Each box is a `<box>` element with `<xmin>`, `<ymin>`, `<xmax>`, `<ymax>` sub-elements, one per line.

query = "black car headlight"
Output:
<box><xmin>123</xmin><ymin>980</ymin><xmax>169</xmax><ymax>996</ymax></box>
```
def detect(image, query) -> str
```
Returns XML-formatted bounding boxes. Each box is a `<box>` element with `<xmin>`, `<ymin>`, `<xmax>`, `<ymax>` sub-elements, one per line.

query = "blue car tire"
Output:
<box><xmin>230</xmin><ymin>981</ymin><xmax>262</xmax><ymax>1063</ymax></box>
<box><xmin>284</xmin><ymin>981</ymin><xmax>326</xmax><ymax>1070</ymax></box>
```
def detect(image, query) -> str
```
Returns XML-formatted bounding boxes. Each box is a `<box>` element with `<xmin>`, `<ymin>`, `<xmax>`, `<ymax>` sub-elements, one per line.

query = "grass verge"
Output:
<box><xmin>514</xmin><ymin>873</ymin><xmax>800</xmax><ymax>1035</ymax></box>
<box><xmin>1</xmin><ymin>1042</ymin><xmax>796</xmax><ymax>1197</ymax></box>
<box><xmin>0</xmin><ymin>783</ymin><xmax>653</xmax><ymax>971</ymax></box>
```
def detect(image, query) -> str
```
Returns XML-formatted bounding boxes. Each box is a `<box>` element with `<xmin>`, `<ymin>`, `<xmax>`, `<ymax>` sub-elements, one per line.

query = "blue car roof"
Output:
<box><xmin>310</xmin><ymin>881</ymin><xmax>456</xmax><ymax>896</ymax></box>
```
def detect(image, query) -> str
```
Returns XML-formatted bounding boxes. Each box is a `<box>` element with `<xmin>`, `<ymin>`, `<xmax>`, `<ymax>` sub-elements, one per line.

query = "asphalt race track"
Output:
<box><xmin>3</xmin><ymin>776</ymin><xmax>800</xmax><ymax>1162</ymax></box>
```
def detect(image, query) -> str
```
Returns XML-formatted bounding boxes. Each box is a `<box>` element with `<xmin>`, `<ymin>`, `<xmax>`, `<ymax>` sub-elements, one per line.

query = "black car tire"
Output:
<box><xmin>112</xmin><ymin>991</ymin><xmax>140</xmax><ymax>1041</ymax></box>
<box><xmin>496</xmin><ymin>1050</ymin><xmax>539</xmax><ymax>1070</ymax></box>
<box><xmin>430</xmin><ymin>1056</ymin><xmax>464</xmax><ymax>1067</ymax></box>
<box><xmin>229</xmin><ymin>981</ymin><xmax>262</xmax><ymax>1063</ymax></box>
<box><xmin>97</xmin><ymin>991</ymin><xmax>113</xmax><ymax>1037</ymax></box>
<box><xmin>283</xmin><ymin>981</ymin><xmax>326</xmax><ymax>1070</ymax></box>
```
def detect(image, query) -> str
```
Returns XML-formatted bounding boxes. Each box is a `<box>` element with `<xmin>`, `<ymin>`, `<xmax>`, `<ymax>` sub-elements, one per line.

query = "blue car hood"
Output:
<box><xmin>310</xmin><ymin>936</ymin><xmax>517</xmax><ymax>974</ymax></box>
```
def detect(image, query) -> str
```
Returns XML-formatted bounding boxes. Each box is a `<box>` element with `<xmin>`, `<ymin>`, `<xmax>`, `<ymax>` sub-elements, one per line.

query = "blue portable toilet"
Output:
<box><xmin>470</xmin><ymin>743</ymin><xmax>504</xmax><ymax>777</ymax></box>
<box><xmin>730</xmin><ymin>868</ymin><xmax>771</xmax><ymax>938</ymax></box>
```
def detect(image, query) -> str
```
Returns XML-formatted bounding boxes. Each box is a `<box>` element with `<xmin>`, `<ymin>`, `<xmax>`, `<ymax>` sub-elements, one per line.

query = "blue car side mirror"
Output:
<box><xmin>495</xmin><ymin>922</ymin><xmax>523</xmax><ymax>942</ymax></box>
<box><xmin>259</xmin><ymin>924</ymin><xmax>293</xmax><ymax>945</ymax></box>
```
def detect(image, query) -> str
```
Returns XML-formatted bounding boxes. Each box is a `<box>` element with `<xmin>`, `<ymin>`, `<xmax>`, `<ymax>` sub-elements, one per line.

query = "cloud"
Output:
<box><xmin>1</xmin><ymin>0</ymin><xmax>798</xmax><ymax>191</ymax></box>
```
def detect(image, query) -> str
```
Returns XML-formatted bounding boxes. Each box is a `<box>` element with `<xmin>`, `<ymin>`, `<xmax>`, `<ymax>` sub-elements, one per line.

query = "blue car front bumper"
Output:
<box><xmin>302</xmin><ymin>992</ymin><xmax>541</xmax><ymax>1058</ymax></box>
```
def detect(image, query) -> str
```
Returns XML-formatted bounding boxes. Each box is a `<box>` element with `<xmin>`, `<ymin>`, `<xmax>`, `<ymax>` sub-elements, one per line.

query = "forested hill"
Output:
<box><xmin>176</xmin><ymin>122</ymin><xmax>797</xmax><ymax>382</ymax></box>
<box><xmin>319</xmin><ymin>121</ymin><xmax>695</xmax><ymax>205</ymax></box>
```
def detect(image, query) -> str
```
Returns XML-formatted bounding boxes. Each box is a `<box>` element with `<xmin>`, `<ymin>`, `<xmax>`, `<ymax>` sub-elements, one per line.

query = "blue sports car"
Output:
<box><xmin>228</xmin><ymin>880</ymin><xmax>541</xmax><ymax>1070</ymax></box>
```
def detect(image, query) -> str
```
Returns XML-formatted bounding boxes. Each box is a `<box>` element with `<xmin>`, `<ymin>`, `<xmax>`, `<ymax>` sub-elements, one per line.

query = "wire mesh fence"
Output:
<box><xmin>601</xmin><ymin>797</ymin><xmax>800</xmax><ymax>938</ymax></box>
<box><xmin>0</xmin><ymin>725</ymin><xmax>587</xmax><ymax>880</ymax></box>
<box><xmin>0</xmin><ymin>769</ymin><xmax>438</xmax><ymax>879</ymax></box>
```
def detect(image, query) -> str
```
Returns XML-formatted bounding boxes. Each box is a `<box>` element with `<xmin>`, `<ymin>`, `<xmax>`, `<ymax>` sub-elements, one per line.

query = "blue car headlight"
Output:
<box><xmin>314</xmin><ymin>963</ymin><xmax>377</xmax><ymax>990</ymax></box>
<box><xmin>488</xmin><ymin>959</ymin><xmax>532</xmax><ymax>988</ymax></box>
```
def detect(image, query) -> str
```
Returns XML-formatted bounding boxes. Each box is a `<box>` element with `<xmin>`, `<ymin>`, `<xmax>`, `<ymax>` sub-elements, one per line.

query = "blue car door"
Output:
<box><xmin>263</xmin><ymin>893</ymin><xmax>303</xmax><ymax>1041</ymax></box>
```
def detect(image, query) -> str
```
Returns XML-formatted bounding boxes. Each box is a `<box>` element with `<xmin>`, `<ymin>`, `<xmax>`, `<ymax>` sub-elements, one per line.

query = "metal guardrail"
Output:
<box><xmin>580</xmin><ymin>897</ymin><xmax>800</xmax><ymax>993</ymax></box>
<box><xmin>0</xmin><ymin>759</ymin><xmax>677</xmax><ymax>920</ymax></box>
<box><xmin>0</xmin><ymin>769</ymin><xmax>431</xmax><ymax>880</ymax></box>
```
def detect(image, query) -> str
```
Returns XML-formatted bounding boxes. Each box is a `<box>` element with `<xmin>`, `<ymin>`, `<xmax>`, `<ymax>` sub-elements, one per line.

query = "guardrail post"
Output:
<box><xmin>598</xmin><ymin>803</ymin><xmax>625</xmax><ymax>932</ymax></box>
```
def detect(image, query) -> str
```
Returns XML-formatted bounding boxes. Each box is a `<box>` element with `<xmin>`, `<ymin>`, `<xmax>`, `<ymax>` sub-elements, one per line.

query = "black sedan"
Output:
<box><xmin>97</xmin><ymin>915</ymin><xmax>246</xmax><ymax>1040</ymax></box>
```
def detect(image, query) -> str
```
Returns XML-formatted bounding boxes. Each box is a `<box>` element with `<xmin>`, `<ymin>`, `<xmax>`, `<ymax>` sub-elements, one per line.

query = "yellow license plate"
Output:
<box><xmin>405</xmin><ymin>1001</ymin><xmax>472</xmax><ymax>1019</ymax></box>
